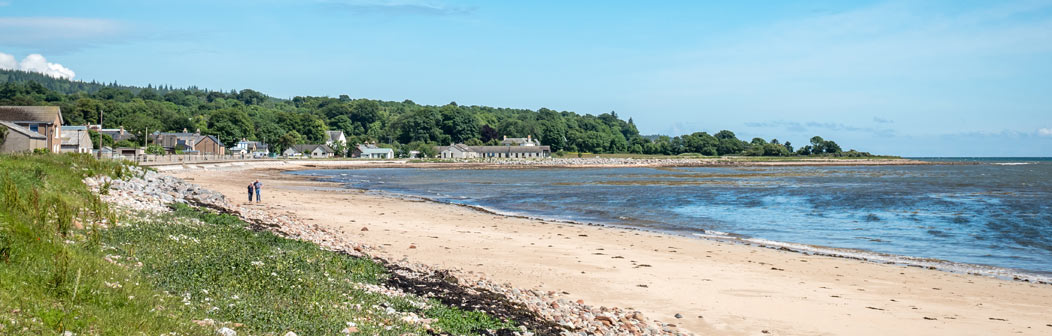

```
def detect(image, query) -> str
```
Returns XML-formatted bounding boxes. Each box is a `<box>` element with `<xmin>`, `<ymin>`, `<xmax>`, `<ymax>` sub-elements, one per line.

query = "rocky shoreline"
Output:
<box><xmin>86</xmin><ymin>166</ymin><xmax>691</xmax><ymax>335</ymax></box>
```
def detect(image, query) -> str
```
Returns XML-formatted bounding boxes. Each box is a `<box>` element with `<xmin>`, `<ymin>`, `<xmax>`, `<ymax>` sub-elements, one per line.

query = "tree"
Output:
<box><xmin>0</xmin><ymin>124</ymin><xmax>7</xmax><ymax>147</ymax></box>
<box><xmin>274</xmin><ymin>130</ymin><xmax>303</xmax><ymax>153</ymax></box>
<box><xmin>88</xmin><ymin>130</ymin><xmax>114</xmax><ymax>149</ymax></box>
<box><xmin>146</xmin><ymin>144</ymin><xmax>165</xmax><ymax>155</ymax></box>
<box><xmin>207</xmin><ymin>108</ymin><xmax>254</xmax><ymax>145</ymax></box>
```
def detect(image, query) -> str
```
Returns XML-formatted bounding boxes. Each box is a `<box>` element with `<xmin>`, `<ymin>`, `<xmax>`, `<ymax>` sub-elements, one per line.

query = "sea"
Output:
<box><xmin>289</xmin><ymin>158</ymin><xmax>1052</xmax><ymax>279</ymax></box>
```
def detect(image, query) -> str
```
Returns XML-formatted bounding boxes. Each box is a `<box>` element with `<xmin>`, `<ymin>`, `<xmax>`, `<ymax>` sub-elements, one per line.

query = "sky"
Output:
<box><xmin>1</xmin><ymin>0</ymin><xmax>1051</xmax><ymax>156</ymax></box>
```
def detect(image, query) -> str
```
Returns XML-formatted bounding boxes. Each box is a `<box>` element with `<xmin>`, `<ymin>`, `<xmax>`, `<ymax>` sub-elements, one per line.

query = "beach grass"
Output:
<box><xmin>0</xmin><ymin>153</ymin><xmax>517</xmax><ymax>335</ymax></box>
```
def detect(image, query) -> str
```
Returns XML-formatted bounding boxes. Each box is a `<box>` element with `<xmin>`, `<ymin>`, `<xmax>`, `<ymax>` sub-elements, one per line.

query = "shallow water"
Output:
<box><xmin>291</xmin><ymin>159</ymin><xmax>1052</xmax><ymax>275</ymax></box>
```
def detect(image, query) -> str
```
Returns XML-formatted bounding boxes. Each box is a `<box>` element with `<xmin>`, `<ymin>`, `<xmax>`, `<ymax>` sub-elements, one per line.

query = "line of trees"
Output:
<box><xmin>0</xmin><ymin>69</ymin><xmax>874</xmax><ymax>157</ymax></box>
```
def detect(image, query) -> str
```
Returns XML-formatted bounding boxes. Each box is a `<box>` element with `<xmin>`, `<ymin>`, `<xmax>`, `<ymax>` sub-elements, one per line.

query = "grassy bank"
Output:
<box><xmin>0</xmin><ymin>154</ymin><xmax>522</xmax><ymax>335</ymax></box>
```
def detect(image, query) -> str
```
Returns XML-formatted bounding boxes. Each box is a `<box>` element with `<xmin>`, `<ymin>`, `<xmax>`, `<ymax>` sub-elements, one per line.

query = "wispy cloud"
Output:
<box><xmin>0</xmin><ymin>2</ymin><xmax>11</xmax><ymax>7</ymax></box>
<box><xmin>1039</xmin><ymin>128</ymin><xmax>1052</xmax><ymax>136</ymax></box>
<box><xmin>873</xmin><ymin>117</ymin><xmax>894</xmax><ymax>124</ymax></box>
<box><xmin>745</xmin><ymin>120</ymin><xmax>896</xmax><ymax>137</ymax></box>
<box><xmin>0</xmin><ymin>52</ymin><xmax>76</xmax><ymax>79</ymax></box>
<box><xmin>0</xmin><ymin>17</ymin><xmax>129</xmax><ymax>52</ymax></box>
<box><xmin>317</xmin><ymin>0</ymin><xmax>474</xmax><ymax>16</ymax></box>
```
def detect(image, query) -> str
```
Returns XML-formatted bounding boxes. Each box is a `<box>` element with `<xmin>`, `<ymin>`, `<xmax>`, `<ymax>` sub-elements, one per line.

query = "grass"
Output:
<box><xmin>0</xmin><ymin>153</ymin><xmax>518</xmax><ymax>335</ymax></box>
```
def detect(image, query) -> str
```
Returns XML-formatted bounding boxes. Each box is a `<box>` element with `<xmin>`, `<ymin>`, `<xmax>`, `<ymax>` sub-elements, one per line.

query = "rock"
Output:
<box><xmin>409</xmin><ymin>244</ymin><xmax>416</xmax><ymax>249</ymax></box>
<box><xmin>283</xmin><ymin>332</ymin><xmax>297</xmax><ymax>336</ymax></box>
<box><xmin>360</xmin><ymin>227</ymin><xmax>369</xmax><ymax>231</ymax></box>
<box><xmin>193</xmin><ymin>319</ymin><xmax>216</xmax><ymax>327</ymax></box>
<box><xmin>216</xmin><ymin>327</ymin><xmax>236</xmax><ymax>336</ymax></box>
<box><xmin>674</xmin><ymin>313</ymin><xmax>683</xmax><ymax>319</ymax></box>
<box><xmin>595</xmin><ymin>315</ymin><xmax>614</xmax><ymax>327</ymax></box>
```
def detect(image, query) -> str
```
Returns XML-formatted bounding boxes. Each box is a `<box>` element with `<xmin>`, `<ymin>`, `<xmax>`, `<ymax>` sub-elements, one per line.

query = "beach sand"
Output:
<box><xmin>171</xmin><ymin>163</ymin><xmax>1052</xmax><ymax>335</ymax></box>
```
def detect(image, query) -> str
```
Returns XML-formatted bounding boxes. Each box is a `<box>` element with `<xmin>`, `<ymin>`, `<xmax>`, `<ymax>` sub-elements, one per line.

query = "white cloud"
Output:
<box><xmin>0</xmin><ymin>52</ymin><xmax>75</xmax><ymax>79</ymax></box>
<box><xmin>1039</xmin><ymin>128</ymin><xmax>1052</xmax><ymax>136</ymax></box>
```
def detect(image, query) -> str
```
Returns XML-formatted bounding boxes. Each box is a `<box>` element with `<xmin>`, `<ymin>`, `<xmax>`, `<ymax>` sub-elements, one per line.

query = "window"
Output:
<box><xmin>29</xmin><ymin>124</ymin><xmax>39</xmax><ymax>133</ymax></box>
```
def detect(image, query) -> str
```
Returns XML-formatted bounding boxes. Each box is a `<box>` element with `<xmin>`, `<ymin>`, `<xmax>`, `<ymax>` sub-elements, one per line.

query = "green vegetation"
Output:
<box><xmin>0</xmin><ymin>153</ymin><xmax>519</xmax><ymax>334</ymax></box>
<box><xmin>2</xmin><ymin>68</ymin><xmax>876</xmax><ymax>157</ymax></box>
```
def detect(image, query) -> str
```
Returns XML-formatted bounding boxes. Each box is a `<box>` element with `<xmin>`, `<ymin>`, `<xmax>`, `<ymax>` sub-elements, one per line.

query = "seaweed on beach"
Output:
<box><xmin>376</xmin><ymin>260</ymin><xmax>566</xmax><ymax>336</ymax></box>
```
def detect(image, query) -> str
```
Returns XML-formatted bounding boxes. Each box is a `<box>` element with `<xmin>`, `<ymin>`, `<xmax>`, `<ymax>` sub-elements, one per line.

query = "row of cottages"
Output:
<box><xmin>228</xmin><ymin>138</ymin><xmax>270</xmax><ymax>157</ymax></box>
<box><xmin>59</xmin><ymin>126</ymin><xmax>94</xmax><ymax>153</ymax></box>
<box><xmin>352</xmin><ymin>144</ymin><xmax>394</xmax><ymax>159</ymax></box>
<box><xmin>0</xmin><ymin>106</ymin><xmax>64</xmax><ymax>153</ymax></box>
<box><xmin>437</xmin><ymin>135</ymin><xmax>551</xmax><ymax>159</ymax></box>
<box><xmin>283</xmin><ymin>144</ymin><xmax>335</xmax><ymax>158</ymax></box>
<box><xmin>151</xmin><ymin>129</ymin><xmax>225</xmax><ymax>155</ymax></box>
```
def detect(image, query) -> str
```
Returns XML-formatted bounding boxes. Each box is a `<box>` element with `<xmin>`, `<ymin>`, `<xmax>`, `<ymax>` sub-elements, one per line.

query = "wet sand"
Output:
<box><xmin>171</xmin><ymin>162</ymin><xmax>1052</xmax><ymax>335</ymax></box>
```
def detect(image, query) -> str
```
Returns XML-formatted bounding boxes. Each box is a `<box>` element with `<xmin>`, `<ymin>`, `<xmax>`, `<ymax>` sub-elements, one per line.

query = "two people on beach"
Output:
<box><xmin>247</xmin><ymin>179</ymin><xmax>262</xmax><ymax>203</ymax></box>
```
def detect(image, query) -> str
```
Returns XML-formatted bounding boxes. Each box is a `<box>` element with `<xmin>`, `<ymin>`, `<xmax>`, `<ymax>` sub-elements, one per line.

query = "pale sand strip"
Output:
<box><xmin>171</xmin><ymin>163</ymin><xmax>1052</xmax><ymax>336</ymax></box>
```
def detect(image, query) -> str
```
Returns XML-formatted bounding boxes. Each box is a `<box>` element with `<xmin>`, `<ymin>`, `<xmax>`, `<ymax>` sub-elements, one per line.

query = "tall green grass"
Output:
<box><xmin>0</xmin><ymin>153</ymin><xmax>205</xmax><ymax>334</ymax></box>
<box><xmin>0</xmin><ymin>153</ymin><xmax>518</xmax><ymax>335</ymax></box>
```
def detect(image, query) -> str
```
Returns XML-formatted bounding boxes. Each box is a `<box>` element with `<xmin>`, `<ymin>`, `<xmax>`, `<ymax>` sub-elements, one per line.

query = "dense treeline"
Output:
<box><xmin>0</xmin><ymin>69</ymin><xmax>874</xmax><ymax>157</ymax></box>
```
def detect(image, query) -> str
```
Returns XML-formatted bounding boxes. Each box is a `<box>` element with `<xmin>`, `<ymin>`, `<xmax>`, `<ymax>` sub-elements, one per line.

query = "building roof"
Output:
<box><xmin>500</xmin><ymin>137</ymin><xmax>540</xmax><ymax>146</ymax></box>
<box><xmin>60</xmin><ymin>128</ymin><xmax>91</xmax><ymax>146</ymax></box>
<box><xmin>288</xmin><ymin>144</ymin><xmax>334</xmax><ymax>154</ymax></box>
<box><xmin>0</xmin><ymin>121</ymin><xmax>46</xmax><ymax>139</ymax></box>
<box><xmin>468</xmin><ymin>145</ymin><xmax>551</xmax><ymax>153</ymax></box>
<box><xmin>0</xmin><ymin>106</ymin><xmax>63</xmax><ymax>124</ymax></box>
<box><xmin>356</xmin><ymin>144</ymin><xmax>393</xmax><ymax>154</ymax></box>
<box><xmin>325</xmin><ymin>131</ymin><xmax>345</xmax><ymax>142</ymax></box>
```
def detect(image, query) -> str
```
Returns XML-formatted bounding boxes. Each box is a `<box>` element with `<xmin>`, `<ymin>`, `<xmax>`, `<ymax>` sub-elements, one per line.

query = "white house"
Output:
<box><xmin>351</xmin><ymin>144</ymin><xmax>394</xmax><ymax>159</ymax></box>
<box><xmin>325</xmin><ymin>131</ymin><xmax>347</xmax><ymax>147</ymax></box>
<box><xmin>229</xmin><ymin>138</ymin><xmax>270</xmax><ymax>157</ymax></box>
<box><xmin>284</xmin><ymin>144</ymin><xmax>335</xmax><ymax>158</ymax></box>
<box><xmin>437</xmin><ymin>143</ymin><xmax>479</xmax><ymax>159</ymax></box>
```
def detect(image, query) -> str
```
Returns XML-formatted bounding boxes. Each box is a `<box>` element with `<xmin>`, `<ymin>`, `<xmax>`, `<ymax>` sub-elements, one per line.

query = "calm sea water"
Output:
<box><xmin>291</xmin><ymin>159</ymin><xmax>1052</xmax><ymax>275</ymax></box>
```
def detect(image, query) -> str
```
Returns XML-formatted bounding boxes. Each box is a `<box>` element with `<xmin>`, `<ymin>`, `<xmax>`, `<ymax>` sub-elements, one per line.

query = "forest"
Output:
<box><xmin>0</xmin><ymin>69</ymin><xmax>873</xmax><ymax>157</ymax></box>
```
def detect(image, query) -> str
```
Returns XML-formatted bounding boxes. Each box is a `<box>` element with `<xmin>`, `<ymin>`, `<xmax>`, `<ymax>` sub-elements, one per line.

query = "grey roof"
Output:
<box><xmin>0</xmin><ymin>121</ymin><xmax>46</xmax><ymax>139</ymax></box>
<box><xmin>0</xmin><ymin>106</ymin><xmax>63</xmax><ymax>124</ymax></box>
<box><xmin>288</xmin><ymin>144</ymin><xmax>334</xmax><ymax>153</ymax></box>
<box><xmin>356</xmin><ymin>144</ymin><xmax>393</xmax><ymax>154</ymax></box>
<box><xmin>60</xmin><ymin>128</ymin><xmax>91</xmax><ymax>146</ymax></box>
<box><xmin>325</xmin><ymin>131</ymin><xmax>345</xmax><ymax>142</ymax></box>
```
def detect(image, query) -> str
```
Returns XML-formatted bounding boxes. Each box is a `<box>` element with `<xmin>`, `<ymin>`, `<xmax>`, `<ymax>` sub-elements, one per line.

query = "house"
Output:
<box><xmin>436</xmin><ymin>136</ymin><xmax>552</xmax><ymax>159</ymax></box>
<box><xmin>465</xmin><ymin>145</ymin><xmax>551</xmax><ymax>158</ymax></box>
<box><xmin>228</xmin><ymin>138</ymin><xmax>270</xmax><ymax>157</ymax></box>
<box><xmin>437</xmin><ymin>143</ymin><xmax>478</xmax><ymax>159</ymax></box>
<box><xmin>325</xmin><ymin>131</ymin><xmax>347</xmax><ymax>147</ymax></box>
<box><xmin>500</xmin><ymin>135</ymin><xmax>540</xmax><ymax>146</ymax></box>
<box><xmin>0</xmin><ymin>106</ymin><xmax>63</xmax><ymax>152</ymax></box>
<box><xmin>352</xmin><ymin>144</ymin><xmax>394</xmax><ymax>159</ymax></box>
<box><xmin>88</xmin><ymin>125</ymin><xmax>137</xmax><ymax>143</ymax></box>
<box><xmin>60</xmin><ymin>126</ymin><xmax>94</xmax><ymax>153</ymax></box>
<box><xmin>284</xmin><ymin>144</ymin><xmax>335</xmax><ymax>158</ymax></box>
<box><xmin>0</xmin><ymin>121</ymin><xmax>47</xmax><ymax>153</ymax></box>
<box><xmin>151</xmin><ymin>129</ymin><xmax>225</xmax><ymax>155</ymax></box>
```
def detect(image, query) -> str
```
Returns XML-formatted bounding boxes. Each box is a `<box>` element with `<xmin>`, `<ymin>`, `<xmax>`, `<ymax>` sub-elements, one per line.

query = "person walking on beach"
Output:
<box><xmin>253</xmin><ymin>179</ymin><xmax>262</xmax><ymax>202</ymax></box>
<box><xmin>247</xmin><ymin>182</ymin><xmax>255</xmax><ymax>203</ymax></box>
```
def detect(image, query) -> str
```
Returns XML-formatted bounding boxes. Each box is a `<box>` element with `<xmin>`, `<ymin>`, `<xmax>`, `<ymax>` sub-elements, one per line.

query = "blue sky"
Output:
<box><xmin>1</xmin><ymin>0</ymin><xmax>1051</xmax><ymax>156</ymax></box>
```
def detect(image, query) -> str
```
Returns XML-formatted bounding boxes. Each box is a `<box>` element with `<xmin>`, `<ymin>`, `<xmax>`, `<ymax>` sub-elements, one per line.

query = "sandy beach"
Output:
<box><xmin>169</xmin><ymin>161</ymin><xmax>1052</xmax><ymax>335</ymax></box>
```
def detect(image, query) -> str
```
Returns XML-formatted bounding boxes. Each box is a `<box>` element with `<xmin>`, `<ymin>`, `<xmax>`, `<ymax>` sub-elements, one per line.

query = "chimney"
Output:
<box><xmin>183</xmin><ymin>128</ymin><xmax>188</xmax><ymax>133</ymax></box>
<box><xmin>527</xmin><ymin>134</ymin><xmax>531</xmax><ymax>141</ymax></box>
<box><xmin>195</xmin><ymin>128</ymin><xmax>201</xmax><ymax>135</ymax></box>
<box><xmin>503</xmin><ymin>135</ymin><xmax>507</xmax><ymax>140</ymax></box>
<box><xmin>119</xmin><ymin>126</ymin><xmax>125</xmax><ymax>134</ymax></box>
